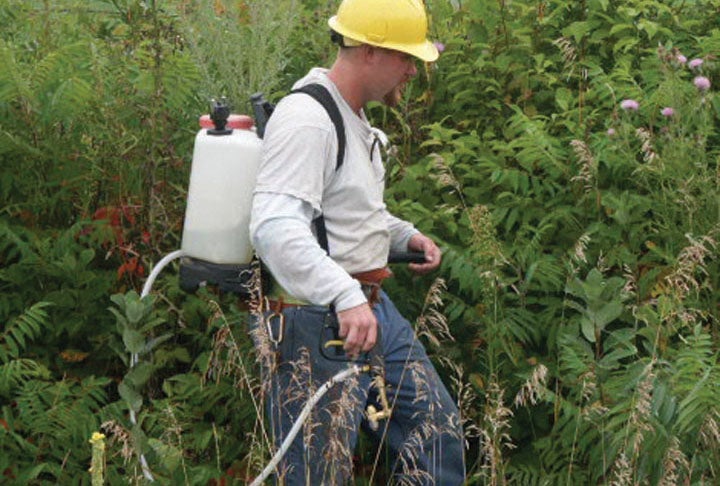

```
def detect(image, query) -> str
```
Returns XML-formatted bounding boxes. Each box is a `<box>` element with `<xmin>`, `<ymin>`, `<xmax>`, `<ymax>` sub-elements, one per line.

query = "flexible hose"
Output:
<box><xmin>140</xmin><ymin>249</ymin><xmax>186</xmax><ymax>300</ymax></box>
<box><xmin>250</xmin><ymin>365</ymin><xmax>367</xmax><ymax>486</ymax></box>
<box><xmin>132</xmin><ymin>249</ymin><xmax>186</xmax><ymax>481</ymax></box>
<box><xmin>136</xmin><ymin>252</ymin><xmax>366</xmax><ymax>485</ymax></box>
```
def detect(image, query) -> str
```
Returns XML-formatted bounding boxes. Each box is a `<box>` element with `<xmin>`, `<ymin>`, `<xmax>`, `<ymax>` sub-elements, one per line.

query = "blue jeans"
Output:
<box><xmin>258</xmin><ymin>291</ymin><xmax>465</xmax><ymax>485</ymax></box>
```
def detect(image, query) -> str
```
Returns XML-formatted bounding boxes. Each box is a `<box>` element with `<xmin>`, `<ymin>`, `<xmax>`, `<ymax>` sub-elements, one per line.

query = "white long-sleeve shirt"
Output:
<box><xmin>249</xmin><ymin>68</ymin><xmax>418</xmax><ymax>311</ymax></box>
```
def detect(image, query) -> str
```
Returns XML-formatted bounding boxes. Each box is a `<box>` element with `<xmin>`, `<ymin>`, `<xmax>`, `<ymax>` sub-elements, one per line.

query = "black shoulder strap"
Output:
<box><xmin>291</xmin><ymin>83</ymin><xmax>346</xmax><ymax>171</ymax></box>
<box><xmin>290</xmin><ymin>83</ymin><xmax>347</xmax><ymax>255</ymax></box>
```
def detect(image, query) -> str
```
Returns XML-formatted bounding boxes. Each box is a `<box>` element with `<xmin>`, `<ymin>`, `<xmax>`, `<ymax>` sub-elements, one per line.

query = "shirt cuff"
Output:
<box><xmin>391</xmin><ymin>227</ymin><xmax>420</xmax><ymax>254</ymax></box>
<box><xmin>333</xmin><ymin>282</ymin><xmax>368</xmax><ymax>312</ymax></box>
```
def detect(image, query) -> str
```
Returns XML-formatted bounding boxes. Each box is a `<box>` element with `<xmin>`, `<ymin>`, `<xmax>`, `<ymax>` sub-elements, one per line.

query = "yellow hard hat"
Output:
<box><xmin>328</xmin><ymin>0</ymin><xmax>439</xmax><ymax>62</ymax></box>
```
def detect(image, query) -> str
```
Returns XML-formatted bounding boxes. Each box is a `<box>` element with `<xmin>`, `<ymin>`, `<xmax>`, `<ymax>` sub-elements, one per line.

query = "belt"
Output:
<box><xmin>265</xmin><ymin>266</ymin><xmax>393</xmax><ymax>312</ymax></box>
<box><xmin>264</xmin><ymin>296</ymin><xmax>306</xmax><ymax>313</ymax></box>
<box><xmin>352</xmin><ymin>267</ymin><xmax>393</xmax><ymax>305</ymax></box>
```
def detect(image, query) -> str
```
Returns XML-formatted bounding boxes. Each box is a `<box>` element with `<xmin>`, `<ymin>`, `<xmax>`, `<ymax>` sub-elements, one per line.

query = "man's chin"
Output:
<box><xmin>383</xmin><ymin>85</ymin><xmax>404</xmax><ymax>107</ymax></box>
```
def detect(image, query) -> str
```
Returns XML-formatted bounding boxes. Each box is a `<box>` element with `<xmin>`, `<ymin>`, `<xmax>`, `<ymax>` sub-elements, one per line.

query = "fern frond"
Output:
<box><xmin>0</xmin><ymin>301</ymin><xmax>52</xmax><ymax>363</ymax></box>
<box><xmin>0</xmin><ymin>39</ymin><xmax>32</xmax><ymax>103</ymax></box>
<box><xmin>500</xmin><ymin>306</ymin><xmax>541</xmax><ymax>346</ymax></box>
<box><xmin>0</xmin><ymin>127</ymin><xmax>46</xmax><ymax>159</ymax></box>
<box><xmin>31</xmin><ymin>41</ymin><xmax>91</xmax><ymax>88</ymax></box>
<box><xmin>160</xmin><ymin>52</ymin><xmax>202</xmax><ymax>111</ymax></box>
<box><xmin>672</xmin><ymin>324</ymin><xmax>714</xmax><ymax>395</ymax></box>
<box><xmin>505</xmin><ymin>106</ymin><xmax>568</xmax><ymax>177</ymax></box>
<box><xmin>557</xmin><ymin>331</ymin><xmax>594</xmax><ymax>384</ymax></box>
<box><xmin>672</xmin><ymin>327</ymin><xmax>719</xmax><ymax>437</ymax></box>
<box><xmin>46</xmin><ymin>76</ymin><xmax>95</xmax><ymax>121</ymax></box>
<box><xmin>507</xmin><ymin>462</ymin><xmax>589</xmax><ymax>486</ymax></box>
<box><xmin>0</xmin><ymin>358</ymin><xmax>50</xmax><ymax>396</ymax></box>
<box><xmin>15</xmin><ymin>376</ymin><xmax>111</xmax><ymax>447</ymax></box>
<box><xmin>0</xmin><ymin>221</ymin><xmax>37</xmax><ymax>265</ymax></box>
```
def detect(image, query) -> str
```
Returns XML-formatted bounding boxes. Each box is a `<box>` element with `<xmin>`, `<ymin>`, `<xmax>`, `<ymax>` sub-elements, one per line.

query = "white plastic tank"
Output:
<box><xmin>180</xmin><ymin>110</ymin><xmax>262</xmax><ymax>264</ymax></box>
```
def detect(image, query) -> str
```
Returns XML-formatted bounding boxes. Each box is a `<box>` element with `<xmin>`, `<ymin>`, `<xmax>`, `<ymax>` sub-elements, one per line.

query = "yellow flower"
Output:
<box><xmin>89</xmin><ymin>432</ymin><xmax>106</xmax><ymax>444</ymax></box>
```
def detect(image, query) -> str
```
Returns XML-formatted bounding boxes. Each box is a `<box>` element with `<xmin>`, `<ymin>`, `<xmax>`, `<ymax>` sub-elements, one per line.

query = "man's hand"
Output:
<box><xmin>337</xmin><ymin>303</ymin><xmax>377</xmax><ymax>357</ymax></box>
<box><xmin>407</xmin><ymin>233</ymin><xmax>442</xmax><ymax>274</ymax></box>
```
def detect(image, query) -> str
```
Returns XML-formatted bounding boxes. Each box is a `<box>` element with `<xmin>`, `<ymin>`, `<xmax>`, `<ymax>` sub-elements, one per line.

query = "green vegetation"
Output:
<box><xmin>1</xmin><ymin>0</ymin><xmax>718</xmax><ymax>483</ymax></box>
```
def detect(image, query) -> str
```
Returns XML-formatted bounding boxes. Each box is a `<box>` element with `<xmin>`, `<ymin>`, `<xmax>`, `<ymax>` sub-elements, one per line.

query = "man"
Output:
<box><xmin>250</xmin><ymin>0</ymin><xmax>465</xmax><ymax>483</ymax></box>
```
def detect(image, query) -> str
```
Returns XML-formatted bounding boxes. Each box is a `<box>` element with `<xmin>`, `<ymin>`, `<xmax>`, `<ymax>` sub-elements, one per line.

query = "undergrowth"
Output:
<box><xmin>1</xmin><ymin>0</ymin><xmax>718</xmax><ymax>484</ymax></box>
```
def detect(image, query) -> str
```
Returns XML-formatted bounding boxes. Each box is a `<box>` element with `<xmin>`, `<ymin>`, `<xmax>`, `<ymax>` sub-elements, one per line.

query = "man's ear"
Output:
<box><xmin>361</xmin><ymin>44</ymin><xmax>380</xmax><ymax>64</ymax></box>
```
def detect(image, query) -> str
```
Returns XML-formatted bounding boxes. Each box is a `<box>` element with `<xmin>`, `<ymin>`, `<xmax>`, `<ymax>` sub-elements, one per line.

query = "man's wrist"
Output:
<box><xmin>334</xmin><ymin>285</ymin><xmax>368</xmax><ymax>312</ymax></box>
<box><xmin>388</xmin><ymin>228</ymin><xmax>418</xmax><ymax>254</ymax></box>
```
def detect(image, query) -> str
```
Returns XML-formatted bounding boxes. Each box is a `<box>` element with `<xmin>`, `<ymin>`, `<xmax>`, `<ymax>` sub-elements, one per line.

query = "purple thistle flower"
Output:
<box><xmin>688</xmin><ymin>58</ymin><xmax>704</xmax><ymax>69</ymax></box>
<box><xmin>661</xmin><ymin>107</ymin><xmax>675</xmax><ymax>117</ymax></box>
<box><xmin>433</xmin><ymin>41</ymin><xmax>445</xmax><ymax>54</ymax></box>
<box><xmin>677</xmin><ymin>54</ymin><xmax>687</xmax><ymax>64</ymax></box>
<box><xmin>620</xmin><ymin>99</ymin><xmax>640</xmax><ymax>111</ymax></box>
<box><xmin>694</xmin><ymin>76</ymin><xmax>711</xmax><ymax>91</ymax></box>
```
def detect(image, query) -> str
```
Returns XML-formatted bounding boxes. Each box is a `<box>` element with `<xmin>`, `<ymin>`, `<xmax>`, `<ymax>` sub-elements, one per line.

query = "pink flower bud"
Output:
<box><xmin>607</xmin><ymin>128</ymin><xmax>616</xmax><ymax>136</ymax></box>
<box><xmin>694</xmin><ymin>76</ymin><xmax>711</xmax><ymax>91</ymax></box>
<box><xmin>688</xmin><ymin>58</ymin><xmax>704</xmax><ymax>69</ymax></box>
<box><xmin>661</xmin><ymin>107</ymin><xmax>674</xmax><ymax>117</ymax></box>
<box><xmin>620</xmin><ymin>99</ymin><xmax>639</xmax><ymax>111</ymax></box>
<box><xmin>677</xmin><ymin>54</ymin><xmax>687</xmax><ymax>64</ymax></box>
<box><xmin>433</xmin><ymin>41</ymin><xmax>445</xmax><ymax>54</ymax></box>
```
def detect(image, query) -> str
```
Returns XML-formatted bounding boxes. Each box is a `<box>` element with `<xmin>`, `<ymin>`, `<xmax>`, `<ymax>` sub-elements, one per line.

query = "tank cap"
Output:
<box><xmin>199</xmin><ymin>114</ymin><xmax>253</xmax><ymax>130</ymax></box>
<box><xmin>208</xmin><ymin>98</ymin><xmax>232</xmax><ymax>135</ymax></box>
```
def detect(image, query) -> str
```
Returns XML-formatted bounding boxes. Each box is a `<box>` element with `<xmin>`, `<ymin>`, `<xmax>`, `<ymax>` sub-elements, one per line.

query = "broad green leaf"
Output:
<box><xmin>125</xmin><ymin>298</ymin><xmax>145</xmax><ymax>325</ymax></box>
<box><xmin>109</xmin><ymin>293</ymin><xmax>126</xmax><ymax>312</ymax></box>
<box><xmin>609</xmin><ymin>23</ymin><xmax>635</xmax><ymax>36</ymax></box>
<box><xmin>563</xmin><ymin>21</ymin><xmax>592</xmax><ymax>43</ymax></box>
<box><xmin>592</xmin><ymin>301</ymin><xmax>623</xmax><ymax>328</ymax></box>
<box><xmin>122</xmin><ymin>328</ymin><xmax>145</xmax><ymax>355</ymax></box>
<box><xmin>118</xmin><ymin>381</ymin><xmax>143</xmax><ymax>413</ymax></box>
<box><xmin>637</xmin><ymin>19</ymin><xmax>658</xmax><ymax>39</ymax></box>
<box><xmin>124</xmin><ymin>362</ymin><xmax>154</xmax><ymax>388</ymax></box>
<box><xmin>598</xmin><ymin>341</ymin><xmax>637</xmax><ymax>368</ymax></box>
<box><xmin>580</xmin><ymin>317</ymin><xmax>596</xmax><ymax>343</ymax></box>
<box><xmin>613</xmin><ymin>37</ymin><xmax>640</xmax><ymax>54</ymax></box>
<box><xmin>143</xmin><ymin>333</ymin><xmax>173</xmax><ymax>354</ymax></box>
<box><xmin>148</xmin><ymin>439</ymin><xmax>182</xmax><ymax>473</ymax></box>
<box><xmin>556</xmin><ymin>87</ymin><xmax>573</xmax><ymax>111</ymax></box>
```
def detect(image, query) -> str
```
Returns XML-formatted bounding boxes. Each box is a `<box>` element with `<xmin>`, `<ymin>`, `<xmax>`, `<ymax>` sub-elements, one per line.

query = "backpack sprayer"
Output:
<box><xmin>134</xmin><ymin>95</ymin><xmax>425</xmax><ymax>482</ymax></box>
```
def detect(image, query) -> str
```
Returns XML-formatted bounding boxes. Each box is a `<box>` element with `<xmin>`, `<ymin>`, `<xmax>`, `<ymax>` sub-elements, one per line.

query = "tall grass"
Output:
<box><xmin>0</xmin><ymin>0</ymin><xmax>718</xmax><ymax>483</ymax></box>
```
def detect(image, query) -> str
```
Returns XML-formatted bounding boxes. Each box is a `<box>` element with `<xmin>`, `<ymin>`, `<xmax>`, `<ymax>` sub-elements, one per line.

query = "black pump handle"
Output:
<box><xmin>388</xmin><ymin>251</ymin><xmax>427</xmax><ymax>264</ymax></box>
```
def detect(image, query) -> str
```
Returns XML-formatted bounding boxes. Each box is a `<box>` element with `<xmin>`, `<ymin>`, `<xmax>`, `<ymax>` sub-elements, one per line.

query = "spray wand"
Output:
<box><xmin>252</xmin><ymin>320</ymin><xmax>392</xmax><ymax>486</ymax></box>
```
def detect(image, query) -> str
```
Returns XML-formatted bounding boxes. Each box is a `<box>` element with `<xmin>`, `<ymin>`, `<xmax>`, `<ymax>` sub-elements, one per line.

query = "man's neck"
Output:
<box><xmin>327</xmin><ymin>58</ymin><xmax>366</xmax><ymax>115</ymax></box>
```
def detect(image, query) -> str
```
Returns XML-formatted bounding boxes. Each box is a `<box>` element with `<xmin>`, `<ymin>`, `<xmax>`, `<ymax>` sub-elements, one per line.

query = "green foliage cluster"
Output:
<box><xmin>381</xmin><ymin>0</ymin><xmax>720</xmax><ymax>482</ymax></box>
<box><xmin>1</xmin><ymin>0</ymin><xmax>719</xmax><ymax>484</ymax></box>
<box><xmin>0</xmin><ymin>0</ymin><xmax>296</xmax><ymax>483</ymax></box>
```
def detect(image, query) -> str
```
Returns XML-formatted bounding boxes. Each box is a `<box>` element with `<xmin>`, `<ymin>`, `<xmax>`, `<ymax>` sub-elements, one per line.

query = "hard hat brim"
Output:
<box><xmin>329</xmin><ymin>16</ymin><xmax>439</xmax><ymax>63</ymax></box>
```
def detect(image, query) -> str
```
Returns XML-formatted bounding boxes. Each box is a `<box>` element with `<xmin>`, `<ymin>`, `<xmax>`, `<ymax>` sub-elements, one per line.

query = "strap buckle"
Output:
<box><xmin>264</xmin><ymin>297</ymin><xmax>285</xmax><ymax>345</ymax></box>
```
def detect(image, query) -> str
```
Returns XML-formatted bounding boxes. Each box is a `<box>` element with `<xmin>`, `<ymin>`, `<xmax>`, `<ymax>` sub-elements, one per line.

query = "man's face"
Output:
<box><xmin>375</xmin><ymin>48</ymin><xmax>418</xmax><ymax>107</ymax></box>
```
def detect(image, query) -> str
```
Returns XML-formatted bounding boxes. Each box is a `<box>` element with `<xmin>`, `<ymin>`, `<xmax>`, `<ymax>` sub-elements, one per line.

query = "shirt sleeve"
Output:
<box><xmin>250</xmin><ymin>192</ymin><xmax>368</xmax><ymax>311</ymax></box>
<box><xmin>386</xmin><ymin>211</ymin><xmax>419</xmax><ymax>253</ymax></box>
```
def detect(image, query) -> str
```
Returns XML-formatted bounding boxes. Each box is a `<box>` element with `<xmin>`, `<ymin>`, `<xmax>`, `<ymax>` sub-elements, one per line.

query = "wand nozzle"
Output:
<box><xmin>365</xmin><ymin>327</ymin><xmax>391</xmax><ymax>430</ymax></box>
<box><xmin>322</xmin><ymin>315</ymin><xmax>392</xmax><ymax>430</ymax></box>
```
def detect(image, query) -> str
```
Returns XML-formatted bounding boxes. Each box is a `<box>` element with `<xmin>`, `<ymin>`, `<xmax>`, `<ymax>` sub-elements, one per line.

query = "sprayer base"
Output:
<box><xmin>179</xmin><ymin>257</ymin><xmax>266</xmax><ymax>297</ymax></box>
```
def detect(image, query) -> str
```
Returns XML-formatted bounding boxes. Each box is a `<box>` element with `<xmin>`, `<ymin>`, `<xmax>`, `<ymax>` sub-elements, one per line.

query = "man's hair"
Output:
<box><xmin>330</xmin><ymin>29</ymin><xmax>345</xmax><ymax>46</ymax></box>
<box><xmin>330</xmin><ymin>29</ymin><xmax>361</xmax><ymax>48</ymax></box>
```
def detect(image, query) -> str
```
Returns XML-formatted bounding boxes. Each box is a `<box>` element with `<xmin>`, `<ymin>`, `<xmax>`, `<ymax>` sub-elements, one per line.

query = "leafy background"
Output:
<box><xmin>1</xmin><ymin>0</ymin><xmax>718</xmax><ymax>484</ymax></box>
